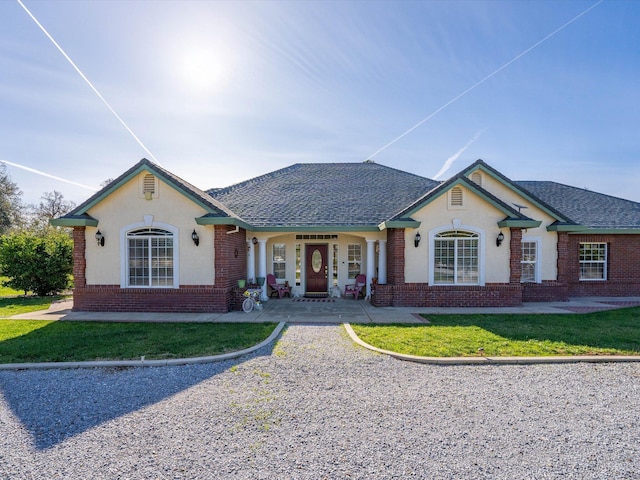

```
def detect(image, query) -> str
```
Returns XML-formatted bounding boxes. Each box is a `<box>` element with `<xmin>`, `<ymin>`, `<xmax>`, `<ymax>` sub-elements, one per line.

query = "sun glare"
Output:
<box><xmin>178</xmin><ymin>47</ymin><xmax>232</xmax><ymax>92</ymax></box>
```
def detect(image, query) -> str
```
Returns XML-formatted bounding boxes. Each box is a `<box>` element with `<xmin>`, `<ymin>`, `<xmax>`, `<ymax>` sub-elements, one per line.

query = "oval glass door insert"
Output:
<box><xmin>311</xmin><ymin>249</ymin><xmax>322</xmax><ymax>273</ymax></box>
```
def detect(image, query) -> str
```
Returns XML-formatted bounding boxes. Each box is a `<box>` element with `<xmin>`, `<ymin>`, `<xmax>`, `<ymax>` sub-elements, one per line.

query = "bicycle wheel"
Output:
<box><xmin>242</xmin><ymin>297</ymin><xmax>254</xmax><ymax>313</ymax></box>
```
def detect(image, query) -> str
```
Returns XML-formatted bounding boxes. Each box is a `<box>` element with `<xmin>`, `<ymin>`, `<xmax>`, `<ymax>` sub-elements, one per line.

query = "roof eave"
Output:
<box><xmin>546</xmin><ymin>223</ymin><xmax>588</xmax><ymax>232</ymax></box>
<box><xmin>568</xmin><ymin>228</ymin><xmax>640</xmax><ymax>234</ymax></box>
<box><xmin>462</xmin><ymin>160</ymin><xmax>570</xmax><ymax>223</ymax></box>
<box><xmin>379</xmin><ymin>219</ymin><xmax>421</xmax><ymax>230</ymax></box>
<box><xmin>195</xmin><ymin>215</ymin><xmax>253</xmax><ymax>230</ymax></box>
<box><xmin>497</xmin><ymin>219</ymin><xmax>542</xmax><ymax>229</ymax></box>
<box><xmin>49</xmin><ymin>215</ymin><xmax>99</xmax><ymax>227</ymax></box>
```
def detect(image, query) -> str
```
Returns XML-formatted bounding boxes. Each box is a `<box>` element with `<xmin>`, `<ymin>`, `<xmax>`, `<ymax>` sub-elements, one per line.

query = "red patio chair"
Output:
<box><xmin>267</xmin><ymin>273</ymin><xmax>290</xmax><ymax>299</ymax></box>
<box><xmin>344</xmin><ymin>274</ymin><xmax>366</xmax><ymax>299</ymax></box>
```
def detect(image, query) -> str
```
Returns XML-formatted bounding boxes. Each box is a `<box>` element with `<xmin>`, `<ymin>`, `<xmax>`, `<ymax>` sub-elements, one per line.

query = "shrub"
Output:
<box><xmin>0</xmin><ymin>231</ymin><xmax>72</xmax><ymax>296</ymax></box>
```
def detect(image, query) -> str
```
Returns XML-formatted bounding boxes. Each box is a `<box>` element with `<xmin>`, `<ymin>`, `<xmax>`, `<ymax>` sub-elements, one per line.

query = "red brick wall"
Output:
<box><xmin>386</xmin><ymin>229</ymin><xmax>405</xmax><ymax>284</ymax></box>
<box><xmin>73</xmin><ymin>285</ymin><xmax>229</xmax><ymax>312</ymax></box>
<box><xmin>72</xmin><ymin>227</ymin><xmax>86</xmax><ymax>288</ymax></box>
<box><xmin>522</xmin><ymin>281</ymin><xmax>568</xmax><ymax>302</ymax></box>
<box><xmin>509</xmin><ymin>228</ymin><xmax>522</xmax><ymax>284</ymax></box>
<box><xmin>564</xmin><ymin>234</ymin><xmax>640</xmax><ymax>297</ymax></box>
<box><xmin>371</xmin><ymin>283</ymin><xmax>522</xmax><ymax>307</ymax></box>
<box><xmin>214</xmin><ymin>225</ymin><xmax>247</xmax><ymax>290</ymax></box>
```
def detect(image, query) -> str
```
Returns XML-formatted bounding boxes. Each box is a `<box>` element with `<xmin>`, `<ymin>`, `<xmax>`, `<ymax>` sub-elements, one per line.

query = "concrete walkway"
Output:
<box><xmin>9</xmin><ymin>295</ymin><xmax>640</xmax><ymax>324</ymax></box>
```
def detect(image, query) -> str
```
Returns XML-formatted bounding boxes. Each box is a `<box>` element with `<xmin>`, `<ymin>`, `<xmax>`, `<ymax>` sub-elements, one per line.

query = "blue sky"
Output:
<box><xmin>1</xmin><ymin>0</ymin><xmax>639</xmax><ymax>206</ymax></box>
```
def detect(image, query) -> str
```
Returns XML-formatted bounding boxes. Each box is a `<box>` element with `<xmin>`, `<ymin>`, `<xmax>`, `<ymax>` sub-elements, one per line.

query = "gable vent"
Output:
<box><xmin>450</xmin><ymin>186</ymin><xmax>463</xmax><ymax>206</ymax></box>
<box><xmin>143</xmin><ymin>174</ymin><xmax>156</xmax><ymax>194</ymax></box>
<box><xmin>470</xmin><ymin>171</ymin><xmax>482</xmax><ymax>186</ymax></box>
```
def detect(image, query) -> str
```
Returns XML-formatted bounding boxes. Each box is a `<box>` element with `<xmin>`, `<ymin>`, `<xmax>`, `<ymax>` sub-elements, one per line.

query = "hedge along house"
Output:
<box><xmin>52</xmin><ymin>158</ymin><xmax>640</xmax><ymax>312</ymax></box>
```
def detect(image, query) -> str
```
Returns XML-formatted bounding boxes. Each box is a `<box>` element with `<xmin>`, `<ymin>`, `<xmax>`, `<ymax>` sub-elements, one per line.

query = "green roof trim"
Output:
<box><xmin>379</xmin><ymin>219</ymin><xmax>421</xmax><ymax>230</ymax></box>
<box><xmin>497</xmin><ymin>219</ymin><xmax>542</xmax><ymax>228</ymax></box>
<box><xmin>49</xmin><ymin>215</ymin><xmax>99</xmax><ymax>227</ymax></box>
<box><xmin>396</xmin><ymin>175</ymin><xmax>531</xmax><ymax>222</ymax></box>
<box><xmin>55</xmin><ymin>159</ymin><xmax>242</xmax><ymax>225</ymax></box>
<box><xmin>546</xmin><ymin>223</ymin><xmax>588</xmax><ymax>232</ymax></box>
<box><xmin>461</xmin><ymin>160</ymin><xmax>571</xmax><ymax>223</ymax></box>
<box><xmin>195</xmin><ymin>215</ymin><xmax>253</xmax><ymax>230</ymax></box>
<box><xmin>568</xmin><ymin>228</ymin><xmax>640</xmax><ymax>234</ymax></box>
<box><xmin>249</xmin><ymin>225</ymin><xmax>382</xmax><ymax>233</ymax></box>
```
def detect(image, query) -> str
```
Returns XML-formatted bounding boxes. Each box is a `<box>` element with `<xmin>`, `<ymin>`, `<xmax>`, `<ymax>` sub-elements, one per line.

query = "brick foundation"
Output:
<box><xmin>371</xmin><ymin>283</ymin><xmax>523</xmax><ymax>307</ymax></box>
<box><xmin>522</xmin><ymin>281</ymin><xmax>568</xmax><ymax>302</ymax></box>
<box><xmin>73</xmin><ymin>285</ymin><xmax>230</xmax><ymax>313</ymax></box>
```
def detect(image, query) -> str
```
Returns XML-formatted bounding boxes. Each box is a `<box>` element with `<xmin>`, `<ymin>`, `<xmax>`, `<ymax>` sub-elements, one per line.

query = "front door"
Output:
<box><xmin>305</xmin><ymin>244</ymin><xmax>328</xmax><ymax>296</ymax></box>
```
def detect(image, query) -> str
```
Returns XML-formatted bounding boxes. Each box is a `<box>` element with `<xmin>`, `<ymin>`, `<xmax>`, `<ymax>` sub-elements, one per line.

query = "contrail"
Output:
<box><xmin>366</xmin><ymin>0</ymin><xmax>604</xmax><ymax>160</ymax></box>
<box><xmin>17</xmin><ymin>0</ymin><xmax>161</xmax><ymax>165</ymax></box>
<box><xmin>433</xmin><ymin>130</ymin><xmax>485</xmax><ymax>180</ymax></box>
<box><xmin>0</xmin><ymin>159</ymin><xmax>99</xmax><ymax>191</ymax></box>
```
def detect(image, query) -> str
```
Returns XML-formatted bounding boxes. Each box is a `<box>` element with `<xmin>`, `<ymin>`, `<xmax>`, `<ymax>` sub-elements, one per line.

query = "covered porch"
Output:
<box><xmin>244</xmin><ymin>232</ymin><xmax>388</xmax><ymax>301</ymax></box>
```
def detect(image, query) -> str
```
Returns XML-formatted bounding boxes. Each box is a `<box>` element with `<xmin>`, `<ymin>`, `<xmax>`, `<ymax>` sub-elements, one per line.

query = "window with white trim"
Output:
<box><xmin>579</xmin><ymin>242</ymin><xmax>607</xmax><ymax>280</ymax></box>
<box><xmin>521</xmin><ymin>241</ymin><xmax>538</xmax><ymax>283</ymax></box>
<box><xmin>295</xmin><ymin>243</ymin><xmax>301</xmax><ymax>286</ymax></box>
<box><xmin>272</xmin><ymin>243</ymin><xmax>286</xmax><ymax>279</ymax></box>
<box><xmin>347</xmin><ymin>244</ymin><xmax>362</xmax><ymax>279</ymax></box>
<box><xmin>434</xmin><ymin>231</ymin><xmax>479</xmax><ymax>284</ymax></box>
<box><xmin>332</xmin><ymin>244</ymin><xmax>339</xmax><ymax>286</ymax></box>
<box><xmin>127</xmin><ymin>228</ymin><xmax>174</xmax><ymax>287</ymax></box>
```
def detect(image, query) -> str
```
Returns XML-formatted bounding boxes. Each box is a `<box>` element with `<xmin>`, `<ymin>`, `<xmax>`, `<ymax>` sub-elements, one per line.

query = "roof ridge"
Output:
<box><xmin>207</xmin><ymin>161</ymin><xmax>436</xmax><ymax>197</ymax></box>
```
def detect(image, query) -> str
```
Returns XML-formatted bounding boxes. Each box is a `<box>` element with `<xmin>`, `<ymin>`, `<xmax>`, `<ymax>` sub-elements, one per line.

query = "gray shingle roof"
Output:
<box><xmin>515</xmin><ymin>181</ymin><xmax>640</xmax><ymax>229</ymax></box>
<box><xmin>208</xmin><ymin>163</ymin><xmax>440</xmax><ymax>228</ymax></box>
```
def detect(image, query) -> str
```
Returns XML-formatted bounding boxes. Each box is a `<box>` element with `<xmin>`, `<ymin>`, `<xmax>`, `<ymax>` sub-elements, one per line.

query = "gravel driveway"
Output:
<box><xmin>1</xmin><ymin>325</ymin><xmax>639</xmax><ymax>479</ymax></box>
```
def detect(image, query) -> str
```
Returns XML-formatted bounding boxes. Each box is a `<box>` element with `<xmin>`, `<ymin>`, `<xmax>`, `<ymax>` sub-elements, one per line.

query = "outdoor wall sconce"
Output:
<box><xmin>191</xmin><ymin>229</ymin><xmax>200</xmax><ymax>246</ymax></box>
<box><xmin>414</xmin><ymin>232</ymin><xmax>421</xmax><ymax>248</ymax></box>
<box><xmin>496</xmin><ymin>231</ymin><xmax>505</xmax><ymax>247</ymax></box>
<box><xmin>95</xmin><ymin>230</ymin><xmax>105</xmax><ymax>247</ymax></box>
<box><xmin>252</xmin><ymin>237</ymin><xmax>258</xmax><ymax>245</ymax></box>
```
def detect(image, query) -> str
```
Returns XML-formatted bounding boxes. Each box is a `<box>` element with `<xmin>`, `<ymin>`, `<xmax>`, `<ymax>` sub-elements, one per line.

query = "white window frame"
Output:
<box><xmin>521</xmin><ymin>237</ymin><xmax>541</xmax><ymax>283</ymax></box>
<box><xmin>579</xmin><ymin>242</ymin><xmax>607</xmax><ymax>281</ymax></box>
<box><xmin>120</xmin><ymin>221</ymin><xmax>179</xmax><ymax>288</ymax></box>
<box><xmin>347</xmin><ymin>244</ymin><xmax>362</xmax><ymax>279</ymax></box>
<box><xmin>429</xmin><ymin>225</ymin><xmax>485</xmax><ymax>286</ymax></box>
<box><xmin>272</xmin><ymin>243</ymin><xmax>286</xmax><ymax>279</ymax></box>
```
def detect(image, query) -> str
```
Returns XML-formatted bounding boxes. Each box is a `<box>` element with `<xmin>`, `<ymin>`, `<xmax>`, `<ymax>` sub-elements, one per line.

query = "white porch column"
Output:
<box><xmin>247</xmin><ymin>240</ymin><xmax>255</xmax><ymax>283</ymax></box>
<box><xmin>366</xmin><ymin>239</ymin><xmax>376</xmax><ymax>299</ymax></box>
<box><xmin>378</xmin><ymin>239</ymin><xmax>387</xmax><ymax>284</ymax></box>
<box><xmin>257</xmin><ymin>239</ymin><xmax>268</xmax><ymax>300</ymax></box>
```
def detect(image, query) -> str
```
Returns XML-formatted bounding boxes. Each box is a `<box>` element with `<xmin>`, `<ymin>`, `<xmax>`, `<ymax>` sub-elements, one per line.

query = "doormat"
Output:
<box><xmin>293</xmin><ymin>298</ymin><xmax>336</xmax><ymax>303</ymax></box>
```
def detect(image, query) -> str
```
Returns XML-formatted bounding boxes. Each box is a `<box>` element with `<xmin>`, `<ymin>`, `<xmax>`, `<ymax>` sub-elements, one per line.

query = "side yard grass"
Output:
<box><xmin>0</xmin><ymin>320</ymin><xmax>278</xmax><ymax>363</ymax></box>
<box><xmin>351</xmin><ymin>307</ymin><xmax>640</xmax><ymax>357</ymax></box>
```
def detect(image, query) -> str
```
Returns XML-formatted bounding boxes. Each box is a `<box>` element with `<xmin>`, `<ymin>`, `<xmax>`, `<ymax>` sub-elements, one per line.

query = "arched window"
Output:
<box><xmin>433</xmin><ymin>230</ymin><xmax>479</xmax><ymax>285</ymax></box>
<box><xmin>126</xmin><ymin>228</ymin><xmax>174</xmax><ymax>287</ymax></box>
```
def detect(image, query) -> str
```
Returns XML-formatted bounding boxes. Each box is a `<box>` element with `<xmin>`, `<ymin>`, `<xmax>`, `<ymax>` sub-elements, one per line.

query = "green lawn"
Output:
<box><xmin>351</xmin><ymin>307</ymin><xmax>640</xmax><ymax>357</ymax></box>
<box><xmin>0</xmin><ymin>295</ymin><xmax>61</xmax><ymax>317</ymax></box>
<box><xmin>0</xmin><ymin>321</ymin><xmax>278</xmax><ymax>363</ymax></box>
<box><xmin>0</xmin><ymin>276</ymin><xmax>30</xmax><ymax>297</ymax></box>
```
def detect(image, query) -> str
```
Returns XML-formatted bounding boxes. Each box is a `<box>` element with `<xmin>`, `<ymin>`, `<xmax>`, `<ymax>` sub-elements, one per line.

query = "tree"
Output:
<box><xmin>25</xmin><ymin>190</ymin><xmax>76</xmax><ymax>233</ymax></box>
<box><xmin>33</xmin><ymin>190</ymin><xmax>76</xmax><ymax>223</ymax></box>
<box><xmin>0</xmin><ymin>230</ymin><xmax>73</xmax><ymax>296</ymax></box>
<box><xmin>0</xmin><ymin>163</ymin><xmax>24</xmax><ymax>234</ymax></box>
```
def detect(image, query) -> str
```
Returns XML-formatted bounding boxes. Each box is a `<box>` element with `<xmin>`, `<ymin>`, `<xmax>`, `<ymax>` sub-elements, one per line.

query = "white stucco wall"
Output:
<box><xmin>84</xmin><ymin>173</ymin><xmax>214</xmax><ymax>286</ymax></box>
<box><xmin>474</xmin><ymin>170</ymin><xmax>559</xmax><ymax>281</ymax></box>
<box><xmin>405</xmin><ymin>187</ymin><xmax>511</xmax><ymax>284</ymax></box>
